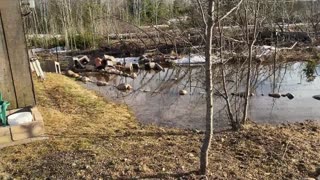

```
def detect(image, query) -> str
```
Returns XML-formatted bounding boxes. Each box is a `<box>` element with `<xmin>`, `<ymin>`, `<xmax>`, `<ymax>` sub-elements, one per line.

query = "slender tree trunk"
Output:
<box><xmin>242</xmin><ymin>1</ymin><xmax>259</xmax><ymax>124</ymax></box>
<box><xmin>200</xmin><ymin>0</ymin><xmax>214</xmax><ymax>175</ymax></box>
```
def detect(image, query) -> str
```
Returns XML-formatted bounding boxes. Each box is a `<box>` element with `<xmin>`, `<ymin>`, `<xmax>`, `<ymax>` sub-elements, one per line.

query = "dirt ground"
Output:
<box><xmin>0</xmin><ymin>73</ymin><xmax>319</xmax><ymax>179</ymax></box>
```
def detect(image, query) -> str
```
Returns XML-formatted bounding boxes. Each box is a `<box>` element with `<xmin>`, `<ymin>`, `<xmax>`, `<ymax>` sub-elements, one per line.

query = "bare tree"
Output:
<box><xmin>199</xmin><ymin>0</ymin><xmax>214</xmax><ymax>175</ymax></box>
<box><xmin>242</xmin><ymin>0</ymin><xmax>260</xmax><ymax>124</ymax></box>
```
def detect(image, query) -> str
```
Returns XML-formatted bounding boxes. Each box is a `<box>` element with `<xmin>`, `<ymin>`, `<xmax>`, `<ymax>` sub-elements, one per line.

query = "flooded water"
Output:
<box><xmin>82</xmin><ymin>61</ymin><xmax>320</xmax><ymax>130</ymax></box>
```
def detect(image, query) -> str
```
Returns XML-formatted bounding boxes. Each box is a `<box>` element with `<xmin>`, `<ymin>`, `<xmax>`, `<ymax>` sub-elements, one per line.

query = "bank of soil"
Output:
<box><xmin>0</xmin><ymin>74</ymin><xmax>319</xmax><ymax>179</ymax></box>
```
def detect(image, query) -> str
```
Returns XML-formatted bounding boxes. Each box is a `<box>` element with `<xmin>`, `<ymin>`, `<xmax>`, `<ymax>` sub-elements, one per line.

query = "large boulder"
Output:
<box><xmin>66</xmin><ymin>70</ymin><xmax>80</xmax><ymax>78</ymax></box>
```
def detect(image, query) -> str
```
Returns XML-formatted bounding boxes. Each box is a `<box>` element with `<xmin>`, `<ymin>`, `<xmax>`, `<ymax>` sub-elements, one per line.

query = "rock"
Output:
<box><xmin>130</xmin><ymin>73</ymin><xmax>137</xmax><ymax>79</ymax></box>
<box><xmin>106</xmin><ymin>60</ymin><xmax>114</xmax><ymax>67</ymax></box>
<box><xmin>66</xmin><ymin>70</ymin><xmax>80</xmax><ymax>78</ymax></box>
<box><xmin>155</xmin><ymin>63</ymin><xmax>164</xmax><ymax>71</ymax></box>
<box><xmin>145</xmin><ymin>62</ymin><xmax>156</xmax><ymax>70</ymax></box>
<box><xmin>103</xmin><ymin>54</ymin><xmax>116</xmax><ymax>62</ymax></box>
<box><xmin>313</xmin><ymin>95</ymin><xmax>320</xmax><ymax>100</ymax></box>
<box><xmin>117</xmin><ymin>83</ymin><xmax>132</xmax><ymax>91</ymax></box>
<box><xmin>303</xmin><ymin>178</ymin><xmax>315</xmax><ymax>180</ymax></box>
<box><xmin>268</xmin><ymin>93</ymin><xmax>281</xmax><ymax>98</ymax></box>
<box><xmin>66</xmin><ymin>70</ymin><xmax>74</xmax><ymax>76</ymax></box>
<box><xmin>97</xmin><ymin>81</ymin><xmax>108</xmax><ymax>86</ymax></box>
<box><xmin>179</xmin><ymin>90</ymin><xmax>188</xmax><ymax>95</ymax></box>
<box><xmin>231</xmin><ymin>92</ymin><xmax>254</xmax><ymax>98</ymax></box>
<box><xmin>172</xmin><ymin>78</ymin><xmax>178</xmax><ymax>81</ymax></box>
<box><xmin>124</xmin><ymin>63</ymin><xmax>133</xmax><ymax>72</ymax></box>
<box><xmin>286</xmin><ymin>93</ymin><xmax>294</xmax><ymax>100</ymax></box>
<box><xmin>81</xmin><ymin>76</ymin><xmax>90</xmax><ymax>83</ymax></box>
<box><xmin>84</xmin><ymin>165</ymin><xmax>92</xmax><ymax>171</ymax></box>
<box><xmin>188</xmin><ymin>153</ymin><xmax>195</xmax><ymax>158</ymax></box>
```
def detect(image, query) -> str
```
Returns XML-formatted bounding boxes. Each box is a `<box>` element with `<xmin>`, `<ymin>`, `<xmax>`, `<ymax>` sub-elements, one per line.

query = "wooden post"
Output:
<box><xmin>0</xmin><ymin>0</ymin><xmax>36</xmax><ymax>110</ymax></box>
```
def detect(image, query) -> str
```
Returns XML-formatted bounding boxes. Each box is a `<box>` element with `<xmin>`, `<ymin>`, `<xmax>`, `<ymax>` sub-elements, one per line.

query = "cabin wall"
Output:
<box><xmin>0</xmin><ymin>0</ymin><xmax>36</xmax><ymax>110</ymax></box>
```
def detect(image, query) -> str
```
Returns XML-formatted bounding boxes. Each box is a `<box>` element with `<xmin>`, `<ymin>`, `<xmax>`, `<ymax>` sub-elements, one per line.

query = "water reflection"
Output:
<box><xmin>82</xmin><ymin>62</ymin><xmax>320</xmax><ymax>130</ymax></box>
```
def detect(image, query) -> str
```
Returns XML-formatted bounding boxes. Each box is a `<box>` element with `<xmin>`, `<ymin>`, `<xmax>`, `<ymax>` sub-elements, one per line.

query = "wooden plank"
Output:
<box><xmin>0</xmin><ymin>0</ymin><xmax>36</xmax><ymax>109</ymax></box>
<box><xmin>0</xmin><ymin>13</ymin><xmax>17</xmax><ymax>108</ymax></box>
<box><xmin>0</xmin><ymin>127</ymin><xmax>12</xmax><ymax>144</ymax></box>
<box><xmin>10</xmin><ymin>121</ymin><xmax>45</xmax><ymax>141</ymax></box>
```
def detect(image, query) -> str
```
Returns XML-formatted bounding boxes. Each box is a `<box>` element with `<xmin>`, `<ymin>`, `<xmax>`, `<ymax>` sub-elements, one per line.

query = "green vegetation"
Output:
<box><xmin>303</xmin><ymin>60</ymin><xmax>317</xmax><ymax>80</ymax></box>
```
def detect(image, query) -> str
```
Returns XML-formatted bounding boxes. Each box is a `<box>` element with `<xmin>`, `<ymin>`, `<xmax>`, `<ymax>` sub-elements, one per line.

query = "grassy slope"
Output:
<box><xmin>0</xmin><ymin>73</ymin><xmax>319</xmax><ymax>179</ymax></box>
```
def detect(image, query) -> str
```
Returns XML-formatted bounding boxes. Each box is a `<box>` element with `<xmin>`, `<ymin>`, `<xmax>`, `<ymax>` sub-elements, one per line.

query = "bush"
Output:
<box><xmin>27</xmin><ymin>36</ymin><xmax>65</xmax><ymax>49</ymax></box>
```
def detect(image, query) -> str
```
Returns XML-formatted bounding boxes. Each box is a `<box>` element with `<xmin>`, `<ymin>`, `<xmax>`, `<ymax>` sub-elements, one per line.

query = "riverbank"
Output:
<box><xmin>0</xmin><ymin>74</ymin><xmax>319</xmax><ymax>179</ymax></box>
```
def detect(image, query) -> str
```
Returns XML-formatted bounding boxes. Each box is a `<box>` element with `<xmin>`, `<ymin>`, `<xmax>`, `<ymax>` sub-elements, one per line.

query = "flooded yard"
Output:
<box><xmin>82</xmin><ymin>61</ymin><xmax>320</xmax><ymax>130</ymax></box>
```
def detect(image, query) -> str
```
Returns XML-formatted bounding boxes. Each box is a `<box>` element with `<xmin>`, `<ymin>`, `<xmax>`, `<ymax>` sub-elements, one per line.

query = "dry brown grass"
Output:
<box><xmin>0</xmin><ymin>73</ymin><xmax>319</xmax><ymax>179</ymax></box>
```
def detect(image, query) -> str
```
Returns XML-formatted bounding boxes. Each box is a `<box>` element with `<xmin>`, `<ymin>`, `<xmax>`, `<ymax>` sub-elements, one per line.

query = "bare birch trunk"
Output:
<box><xmin>200</xmin><ymin>0</ymin><xmax>214</xmax><ymax>175</ymax></box>
<box><xmin>242</xmin><ymin>1</ymin><xmax>259</xmax><ymax>124</ymax></box>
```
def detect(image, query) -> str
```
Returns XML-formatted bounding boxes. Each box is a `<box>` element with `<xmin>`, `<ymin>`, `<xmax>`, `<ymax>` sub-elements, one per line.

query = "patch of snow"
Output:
<box><xmin>173</xmin><ymin>54</ymin><xmax>205</xmax><ymax>64</ymax></box>
<box><xmin>31</xmin><ymin>48</ymin><xmax>45</xmax><ymax>54</ymax></box>
<box><xmin>115</xmin><ymin>57</ymin><xmax>140</xmax><ymax>64</ymax></box>
<box><xmin>50</xmin><ymin>46</ymin><xmax>71</xmax><ymax>54</ymax></box>
<box><xmin>256</xmin><ymin>45</ymin><xmax>276</xmax><ymax>58</ymax></box>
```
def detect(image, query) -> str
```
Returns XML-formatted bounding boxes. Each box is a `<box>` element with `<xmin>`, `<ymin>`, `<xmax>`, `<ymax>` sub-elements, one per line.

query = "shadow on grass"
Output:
<box><xmin>46</xmin><ymin>128</ymin><xmax>233</xmax><ymax>140</ymax></box>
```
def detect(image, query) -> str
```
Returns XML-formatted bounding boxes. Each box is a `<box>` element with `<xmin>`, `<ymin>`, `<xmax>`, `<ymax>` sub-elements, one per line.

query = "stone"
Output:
<box><xmin>81</xmin><ymin>76</ymin><xmax>90</xmax><ymax>83</ymax></box>
<box><xmin>268</xmin><ymin>93</ymin><xmax>281</xmax><ymax>98</ymax></box>
<box><xmin>188</xmin><ymin>153</ymin><xmax>195</xmax><ymax>158</ymax></box>
<box><xmin>66</xmin><ymin>70</ymin><xmax>80</xmax><ymax>78</ymax></box>
<box><xmin>124</xmin><ymin>63</ymin><xmax>133</xmax><ymax>72</ymax></box>
<box><xmin>231</xmin><ymin>92</ymin><xmax>254</xmax><ymax>98</ymax></box>
<box><xmin>103</xmin><ymin>55</ymin><xmax>116</xmax><ymax>62</ymax></box>
<box><xmin>286</xmin><ymin>93</ymin><xmax>294</xmax><ymax>100</ymax></box>
<box><xmin>313</xmin><ymin>95</ymin><xmax>320</xmax><ymax>100</ymax></box>
<box><xmin>179</xmin><ymin>90</ymin><xmax>188</xmax><ymax>95</ymax></box>
<box><xmin>97</xmin><ymin>81</ymin><xmax>108</xmax><ymax>86</ymax></box>
<box><xmin>117</xmin><ymin>83</ymin><xmax>132</xmax><ymax>91</ymax></box>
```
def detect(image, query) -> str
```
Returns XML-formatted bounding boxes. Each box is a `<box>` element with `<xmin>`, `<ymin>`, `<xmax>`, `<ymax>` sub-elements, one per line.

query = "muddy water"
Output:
<box><xmin>82</xmin><ymin>62</ymin><xmax>320</xmax><ymax>130</ymax></box>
